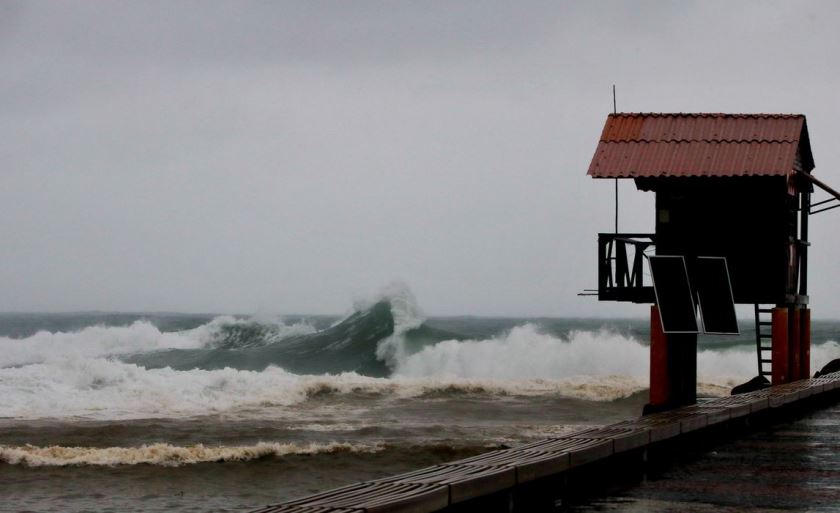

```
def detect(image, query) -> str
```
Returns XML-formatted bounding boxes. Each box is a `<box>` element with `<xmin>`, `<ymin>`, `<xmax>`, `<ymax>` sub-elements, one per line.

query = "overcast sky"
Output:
<box><xmin>1</xmin><ymin>1</ymin><xmax>839</xmax><ymax>317</ymax></box>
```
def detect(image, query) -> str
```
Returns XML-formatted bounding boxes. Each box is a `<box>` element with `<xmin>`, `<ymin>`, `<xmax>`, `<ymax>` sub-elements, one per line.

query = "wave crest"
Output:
<box><xmin>372</xmin><ymin>283</ymin><xmax>425</xmax><ymax>369</ymax></box>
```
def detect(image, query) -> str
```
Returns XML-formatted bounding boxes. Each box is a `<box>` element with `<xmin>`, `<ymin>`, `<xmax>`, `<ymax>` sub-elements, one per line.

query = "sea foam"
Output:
<box><xmin>0</xmin><ymin>441</ymin><xmax>383</xmax><ymax>467</ymax></box>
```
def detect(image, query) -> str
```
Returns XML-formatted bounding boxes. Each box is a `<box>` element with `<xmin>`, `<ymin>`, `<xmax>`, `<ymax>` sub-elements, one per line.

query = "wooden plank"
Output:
<box><xmin>251</xmin><ymin>504</ymin><xmax>363</xmax><ymax>512</ymax></box>
<box><xmin>564</xmin><ymin>426</ymin><xmax>651</xmax><ymax>453</ymax></box>
<box><xmin>807</xmin><ymin>378</ymin><xmax>828</xmax><ymax>394</ymax></box>
<box><xmin>681</xmin><ymin>406</ymin><xmax>729</xmax><ymax>426</ymax></box>
<box><xmin>738</xmin><ymin>388</ymin><xmax>771</xmax><ymax>412</ymax></box>
<box><xmin>612</xmin><ymin>415</ymin><xmax>681</xmax><ymax>442</ymax></box>
<box><xmin>279</xmin><ymin>483</ymin><xmax>371</xmax><ymax>507</ymax></box>
<box><xmin>812</xmin><ymin>377</ymin><xmax>839</xmax><ymax>391</ymax></box>
<box><xmin>518</xmin><ymin>437</ymin><xmax>613</xmax><ymax>467</ymax></box>
<box><xmin>627</xmin><ymin>409</ymin><xmax>709</xmax><ymax>434</ymax></box>
<box><xmin>449</xmin><ymin>449</ymin><xmax>520</xmax><ymax>467</ymax></box>
<box><xmin>768</xmin><ymin>383</ymin><xmax>802</xmax><ymax>407</ymax></box>
<box><xmin>449</xmin><ymin>447</ymin><xmax>572</xmax><ymax>484</ymax></box>
<box><xmin>363</xmin><ymin>485</ymin><xmax>450</xmax><ymax>513</ymax></box>
<box><xmin>695</xmin><ymin>397</ymin><xmax>751</xmax><ymax>419</ymax></box>
<box><xmin>272</xmin><ymin>482</ymin><xmax>448</xmax><ymax>513</ymax></box>
<box><xmin>384</xmin><ymin>464</ymin><xmax>515</xmax><ymax>504</ymax></box>
<box><xmin>509</xmin><ymin>451</ymin><xmax>570</xmax><ymax>484</ymax></box>
<box><xmin>677</xmin><ymin>411</ymin><xmax>709</xmax><ymax>433</ymax></box>
<box><xmin>443</xmin><ymin>466</ymin><xmax>515</xmax><ymax>505</ymax></box>
<box><xmin>747</xmin><ymin>396</ymin><xmax>771</xmax><ymax>412</ymax></box>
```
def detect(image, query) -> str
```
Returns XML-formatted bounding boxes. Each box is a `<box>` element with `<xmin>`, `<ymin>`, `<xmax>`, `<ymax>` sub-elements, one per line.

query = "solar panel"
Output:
<box><xmin>648</xmin><ymin>255</ymin><xmax>699</xmax><ymax>334</ymax></box>
<box><xmin>694</xmin><ymin>257</ymin><xmax>739</xmax><ymax>335</ymax></box>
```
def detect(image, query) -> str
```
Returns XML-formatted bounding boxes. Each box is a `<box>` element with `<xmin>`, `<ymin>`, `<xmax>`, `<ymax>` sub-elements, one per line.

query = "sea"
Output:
<box><xmin>1</xmin><ymin>285</ymin><xmax>839</xmax><ymax>512</ymax></box>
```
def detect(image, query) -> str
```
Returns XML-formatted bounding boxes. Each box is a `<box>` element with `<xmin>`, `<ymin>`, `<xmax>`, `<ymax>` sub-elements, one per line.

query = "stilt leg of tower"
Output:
<box><xmin>789</xmin><ymin>308</ymin><xmax>802</xmax><ymax>381</ymax></box>
<box><xmin>648</xmin><ymin>305</ymin><xmax>697</xmax><ymax>410</ymax></box>
<box><xmin>801</xmin><ymin>308</ymin><xmax>811</xmax><ymax>378</ymax></box>
<box><xmin>772</xmin><ymin>307</ymin><xmax>790</xmax><ymax>385</ymax></box>
<box><xmin>649</xmin><ymin>305</ymin><xmax>669</xmax><ymax>407</ymax></box>
<box><xmin>669</xmin><ymin>333</ymin><xmax>697</xmax><ymax>406</ymax></box>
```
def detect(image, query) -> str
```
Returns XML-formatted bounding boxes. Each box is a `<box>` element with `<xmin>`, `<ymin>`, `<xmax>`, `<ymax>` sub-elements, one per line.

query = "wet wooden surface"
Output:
<box><xmin>569</xmin><ymin>402</ymin><xmax>840</xmax><ymax>512</ymax></box>
<box><xmin>247</xmin><ymin>372</ymin><xmax>840</xmax><ymax>513</ymax></box>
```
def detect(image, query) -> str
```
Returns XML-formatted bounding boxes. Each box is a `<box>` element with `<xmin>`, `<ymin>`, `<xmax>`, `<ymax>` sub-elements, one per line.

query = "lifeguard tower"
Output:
<box><xmin>586</xmin><ymin>113</ymin><xmax>840</xmax><ymax>411</ymax></box>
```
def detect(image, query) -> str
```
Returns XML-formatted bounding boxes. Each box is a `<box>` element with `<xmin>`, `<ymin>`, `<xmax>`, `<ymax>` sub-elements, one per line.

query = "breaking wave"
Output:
<box><xmin>0</xmin><ymin>315</ymin><xmax>316</xmax><ymax>369</ymax></box>
<box><xmin>1</xmin><ymin>283</ymin><xmax>838</xmax><ymax>420</ymax></box>
<box><xmin>395</xmin><ymin>325</ymin><xmax>649</xmax><ymax>379</ymax></box>
<box><xmin>0</xmin><ymin>441</ymin><xmax>384</xmax><ymax>467</ymax></box>
<box><xmin>0</xmin><ymin>358</ymin><xmax>649</xmax><ymax>419</ymax></box>
<box><xmin>395</xmin><ymin>324</ymin><xmax>840</xmax><ymax>393</ymax></box>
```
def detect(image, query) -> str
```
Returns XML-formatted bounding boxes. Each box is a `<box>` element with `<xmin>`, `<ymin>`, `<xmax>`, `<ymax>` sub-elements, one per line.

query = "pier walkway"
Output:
<box><xmin>568</xmin><ymin>400</ymin><xmax>840</xmax><ymax>511</ymax></box>
<box><xmin>247</xmin><ymin>371</ymin><xmax>840</xmax><ymax>513</ymax></box>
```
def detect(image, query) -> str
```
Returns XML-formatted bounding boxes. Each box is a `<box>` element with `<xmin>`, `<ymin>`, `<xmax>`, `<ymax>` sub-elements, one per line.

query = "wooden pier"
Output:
<box><xmin>247</xmin><ymin>371</ymin><xmax>840</xmax><ymax>513</ymax></box>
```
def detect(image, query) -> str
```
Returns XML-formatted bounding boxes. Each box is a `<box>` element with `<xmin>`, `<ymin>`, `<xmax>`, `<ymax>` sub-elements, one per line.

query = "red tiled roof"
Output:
<box><xmin>588</xmin><ymin>113</ymin><xmax>814</xmax><ymax>178</ymax></box>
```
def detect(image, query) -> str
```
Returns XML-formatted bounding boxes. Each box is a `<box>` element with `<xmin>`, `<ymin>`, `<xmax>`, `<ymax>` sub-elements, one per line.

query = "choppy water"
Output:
<box><xmin>1</xmin><ymin>285</ymin><xmax>838</xmax><ymax>512</ymax></box>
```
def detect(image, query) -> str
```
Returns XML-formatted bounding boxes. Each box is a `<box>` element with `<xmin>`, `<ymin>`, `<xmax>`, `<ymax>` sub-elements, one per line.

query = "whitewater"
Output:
<box><xmin>1</xmin><ymin>287</ymin><xmax>838</xmax><ymax>420</ymax></box>
<box><xmin>1</xmin><ymin>287</ymin><xmax>839</xmax><ymax>512</ymax></box>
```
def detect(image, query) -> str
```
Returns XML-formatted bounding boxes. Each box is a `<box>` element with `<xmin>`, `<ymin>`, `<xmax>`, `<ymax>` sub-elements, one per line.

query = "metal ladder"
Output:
<box><xmin>754</xmin><ymin>305</ymin><xmax>773</xmax><ymax>378</ymax></box>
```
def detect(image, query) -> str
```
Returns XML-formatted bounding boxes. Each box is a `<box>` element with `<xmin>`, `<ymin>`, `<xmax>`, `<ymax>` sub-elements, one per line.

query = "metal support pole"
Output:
<box><xmin>801</xmin><ymin>192</ymin><xmax>809</xmax><ymax>296</ymax></box>
<box><xmin>649</xmin><ymin>305</ymin><xmax>669</xmax><ymax>407</ymax></box>
<box><xmin>801</xmin><ymin>308</ymin><xmax>811</xmax><ymax>378</ymax></box>
<box><xmin>789</xmin><ymin>308</ymin><xmax>801</xmax><ymax>381</ymax></box>
<box><xmin>772</xmin><ymin>308</ymin><xmax>790</xmax><ymax>385</ymax></box>
<box><xmin>649</xmin><ymin>305</ymin><xmax>697</xmax><ymax>410</ymax></box>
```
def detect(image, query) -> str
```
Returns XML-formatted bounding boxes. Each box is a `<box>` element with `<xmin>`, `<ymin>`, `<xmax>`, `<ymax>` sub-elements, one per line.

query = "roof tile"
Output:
<box><xmin>588</xmin><ymin>113</ymin><xmax>812</xmax><ymax>178</ymax></box>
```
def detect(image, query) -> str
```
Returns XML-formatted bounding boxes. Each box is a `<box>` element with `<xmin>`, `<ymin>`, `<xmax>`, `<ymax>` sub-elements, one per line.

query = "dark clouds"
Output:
<box><xmin>1</xmin><ymin>1</ymin><xmax>839</xmax><ymax>316</ymax></box>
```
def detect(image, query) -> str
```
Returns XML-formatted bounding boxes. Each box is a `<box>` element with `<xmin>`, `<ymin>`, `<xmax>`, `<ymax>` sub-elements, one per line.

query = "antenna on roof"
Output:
<box><xmin>613</xmin><ymin>84</ymin><xmax>618</xmax><ymax>233</ymax></box>
<box><xmin>612</xmin><ymin>84</ymin><xmax>617</xmax><ymax>114</ymax></box>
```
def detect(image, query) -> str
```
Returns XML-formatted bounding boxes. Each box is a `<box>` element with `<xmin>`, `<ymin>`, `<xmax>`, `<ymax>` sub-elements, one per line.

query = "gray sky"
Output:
<box><xmin>1</xmin><ymin>0</ymin><xmax>839</xmax><ymax>317</ymax></box>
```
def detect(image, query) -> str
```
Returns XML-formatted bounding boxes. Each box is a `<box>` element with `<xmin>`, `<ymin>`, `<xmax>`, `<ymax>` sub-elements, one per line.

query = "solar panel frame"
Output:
<box><xmin>647</xmin><ymin>255</ymin><xmax>699</xmax><ymax>334</ymax></box>
<box><xmin>695</xmin><ymin>256</ymin><xmax>740</xmax><ymax>335</ymax></box>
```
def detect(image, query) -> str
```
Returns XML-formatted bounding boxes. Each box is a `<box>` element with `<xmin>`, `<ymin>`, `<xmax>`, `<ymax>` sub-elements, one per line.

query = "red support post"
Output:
<box><xmin>649</xmin><ymin>305</ymin><xmax>669</xmax><ymax>406</ymax></box>
<box><xmin>789</xmin><ymin>308</ymin><xmax>801</xmax><ymax>381</ymax></box>
<box><xmin>801</xmin><ymin>308</ymin><xmax>811</xmax><ymax>378</ymax></box>
<box><xmin>772</xmin><ymin>307</ymin><xmax>789</xmax><ymax>385</ymax></box>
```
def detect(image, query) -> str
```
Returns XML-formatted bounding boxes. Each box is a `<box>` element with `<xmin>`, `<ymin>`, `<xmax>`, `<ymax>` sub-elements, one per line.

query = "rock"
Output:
<box><xmin>731</xmin><ymin>375</ymin><xmax>770</xmax><ymax>395</ymax></box>
<box><xmin>814</xmin><ymin>359</ymin><xmax>840</xmax><ymax>378</ymax></box>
